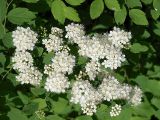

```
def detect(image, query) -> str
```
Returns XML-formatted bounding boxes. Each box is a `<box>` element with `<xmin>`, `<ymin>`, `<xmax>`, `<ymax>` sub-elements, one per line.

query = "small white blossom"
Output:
<box><xmin>12</xmin><ymin>51</ymin><xmax>33</xmax><ymax>72</ymax></box>
<box><xmin>65</xmin><ymin>23</ymin><xmax>85</xmax><ymax>44</ymax></box>
<box><xmin>85</xmin><ymin>60</ymin><xmax>100</xmax><ymax>80</ymax></box>
<box><xmin>12</xmin><ymin>27</ymin><xmax>38</xmax><ymax>51</ymax></box>
<box><xmin>98</xmin><ymin>76</ymin><xmax>132</xmax><ymax>101</ymax></box>
<box><xmin>81</xmin><ymin>102</ymin><xmax>97</xmax><ymax>116</ymax></box>
<box><xmin>43</xmin><ymin>27</ymin><xmax>63</xmax><ymax>52</ymax></box>
<box><xmin>70</xmin><ymin>80</ymin><xmax>102</xmax><ymax>115</ymax></box>
<box><xmin>44</xmin><ymin>72</ymin><xmax>70</xmax><ymax>93</ymax></box>
<box><xmin>129</xmin><ymin>86</ymin><xmax>143</xmax><ymax>106</ymax></box>
<box><xmin>110</xmin><ymin>104</ymin><xmax>122</xmax><ymax>117</ymax></box>
<box><xmin>108</xmin><ymin>27</ymin><xmax>131</xmax><ymax>48</ymax></box>
<box><xmin>102</xmin><ymin>48</ymin><xmax>125</xmax><ymax>70</ymax></box>
<box><xmin>51</xmin><ymin>50</ymin><xmax>75</xmax><ymax>74</ymax></box>
<box><xmin>16</xmin><ymin>67</ymin><xmax>42</xmax><ymax>85</ymax></box>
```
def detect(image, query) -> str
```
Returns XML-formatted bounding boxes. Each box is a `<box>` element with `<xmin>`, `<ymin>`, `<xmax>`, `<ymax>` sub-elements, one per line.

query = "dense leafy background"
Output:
<box><xmin>0</xmin><ymin>0</ymin><xmax>160</xmax><ymax>120</ymax></box>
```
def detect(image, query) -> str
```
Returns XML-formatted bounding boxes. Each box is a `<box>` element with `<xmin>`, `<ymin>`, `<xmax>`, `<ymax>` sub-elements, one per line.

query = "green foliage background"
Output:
<box><xmin>0</xmin><ymin>0</ymin><xmax>160</xmax><ymax>120</ymax></box>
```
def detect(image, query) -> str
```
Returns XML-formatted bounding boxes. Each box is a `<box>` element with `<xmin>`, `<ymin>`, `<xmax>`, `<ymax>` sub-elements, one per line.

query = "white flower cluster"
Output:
<box><xmin>129</xmin><ymin>86</ymin><xmax>143</xmax><ymax>106</ymax></box>
<box><xmin>110</xmin><ymin>104</ymin><xmax>122</xmax><ymax>117</ymax></box>
<box><xmin>12</xmin><ymin>24</ymin><xmax>143</xmax><ymax>117</ymax></box>
<box><xmin>98</xmin><ymin>76</ymin><xmax>132</xmax><ymax>101</ymax></box>
<box><xmin>85</xmin><ymin>60</ymin><xmax>100</xmax><ymax>80</ymax></box>
<box><xmin>70</xmin><ymin>75</ymin><xmax>142</xmax><ymax>116</ymax></box>
<box><xmin>108</xmin><ymin>27</ymin><xmax>132</xmax><ymax>48</ymax></box>
<box><xmin>12</xmin><ymin>27</ymin><xmax>38</xmax><ymax>51</ymax></box>
<box><xmin>12</xmin><ymin>27</ymin><xmax>42</xmax><ymax>85</ymax></box>
<box><xmin>65</xmin><ymin>23</ymin><xmax>131</xmax><ymax>70</ymax></box>
<box><xmin>70</xmin><ymin>80</ymin><xmax>102</xmax><ymax>115</ymax></box>
<box><xmin>43</xmin><ymin>27</ymin><xmax>75</xmax><ymax>93</ymax></box>
<box><xmin>65</xmin><ymin>23</ymin><xmax>142</xmax><ymax>115</ymax></box>
<box><xmin>44</xmin><ymin>72</ymin><xmax>70</xmax><ymax>93</ymax></box>
<box><xmin>42</xmin><ymin>27</ymin><xmax>63</xmax><ymax>52</ymax></box>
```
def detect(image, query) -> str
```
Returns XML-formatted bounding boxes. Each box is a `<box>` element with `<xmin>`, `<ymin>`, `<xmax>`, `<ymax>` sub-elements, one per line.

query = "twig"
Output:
<box><xmin>2</xmin><ymin>67</ymin><xmax>13</xmax><ymax>80</ymax></box>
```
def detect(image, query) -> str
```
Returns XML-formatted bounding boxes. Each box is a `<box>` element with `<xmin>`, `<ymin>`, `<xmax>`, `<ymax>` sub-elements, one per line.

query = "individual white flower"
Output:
<box><xmin>110</xmin><ymin>104</ymin><xmax>122</xmax><ymax>117</ymax></box>
<box><xmin>12</xmin><ymin>27</ymin><xmax>38</xmax><ymax>51</ymax></box>
<box><xmin>42</xmin><ymin>27</ymin><xmax>63</xmax><ymax>52</ymax></box>
<box><xmin>85</xmin><ymin>60</ymin><xmax>100</xmax><ymax>80</ymax></box>
<box><xmin>108</xmin><ymin>27</ymin><xmax>131</xmax><ymax>48</ymax></box>
<box><xmin>102</xmin><ymin>48</ymin><xmax>125</xmax><ymax>70</ymax></box>
<box><xmin>16</xmin><ymin>67</ymin><xmax>42</xmax><ymax>86</ymax></box>
<box><xmin>129</xmin><ymin>86</ymin><xmax>143</xmax><ymax>106</ymax></box>
<box><xmin>51</xmin><ymin>50</ymin><xmax>75</xmax><ymax>74</ymax></box>
<box><xmin>44</xmin><ymin>72</ymin><xmax>70</xmax><ymax>93</ymax></box>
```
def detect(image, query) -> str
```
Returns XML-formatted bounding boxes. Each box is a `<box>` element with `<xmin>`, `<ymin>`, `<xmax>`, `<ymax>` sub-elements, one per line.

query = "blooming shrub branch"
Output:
<box><xmin>12</xmin><ymin>23</ymin><xmax>142</xmax><ymax>116</ymax></box>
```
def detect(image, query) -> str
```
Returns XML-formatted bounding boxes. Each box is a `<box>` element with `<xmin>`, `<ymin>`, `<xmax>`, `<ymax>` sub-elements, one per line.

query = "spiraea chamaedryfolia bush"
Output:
<box><xmin>0</xmin><ymin>0</ymin><xmax>160</xmax><ymax>120</ymax></box>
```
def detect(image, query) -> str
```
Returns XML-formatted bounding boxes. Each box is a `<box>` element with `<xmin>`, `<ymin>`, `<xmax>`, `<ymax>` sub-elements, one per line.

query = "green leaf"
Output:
<box><xmin>151</xmin><ymin>9</ymin><xmax>160</xmax><ymax>20</ymax></box>
<box><xmin>65</xmin><ymin>0</ymin><xmax>85</xmax><ymax>6</ymax></box>
<box><xmin>64</xmin><ymin>7</ymin><xmax>80</xmax><ymax>22</ymax></box>
<box><xmin>7</xmin><ymin>73</ymin><xmax>19</xmax><ymax>86</ymax></box>
<box><xmin>0</xmin><ymin>0</ymin><xmax>7</xmax><ymax>22</ymax></box>
<box><xmin>130</xmin><ymin>117</ymin><xmax>148</xmax><ymax>120</ymax></box>
<box><xmin>141</xmin><ymin>30</ymin><xmax>150</xmax><ymax>39</ymax></box>
<box><xmin>153</xmin><ymin>29</ymin><xmax>160</xmax><ymax>36</ymax></box>
<box><xmin>77</xmin><ymin>56</ymin><xmax>88</xmax><ymax>65</ymax></box>
<box><xmin>147</xmin><ymin>65</ymin><xmax>160</xmax><ymax>78</ymax></box>
<box><xmin>46</xmin><ymin>115</ymin><xmax>65</xmax><ymax>120</ymax></box>
<box><xmin>0</xmin><ymin>67</ymin><xmax>4</xmax><ymax>74</ymax></box>
<box><xmin>104</xmin><ymin>0</ymin><xmax>120</xmax><ymax>11</ymax></box>
<box><xmin>43</xmin><ymin>52</ymin><xmax>54</xmax><ymax>64</ymax></box>
<box><xmin>126</xmin><ymin>0</ymin><xmax>142</xmax><ymax>8</ymax></box>
<box><xmin>17</xmin><ymin>91</ymin><xmax>29</xmax><ymax>104</ymax></box>
<box><xmin>132</xmin><ymin>100</ymin><xmax>155</xmax><ymax>118</ymax></box>
<box><xmin>34</xmin><ymin>47</ymin><xmax>44</xmax><ymax>57</ymax></box>
<box><xmin>114</xmin><ymin>6</ymin><xmax>127</xmax><ymax>25</ymax></box>
<box><xmin>31</xmin><ymin>87</ymin><xmax>45</xmax><ymax>96</ymax></box>
<box><xmin>29</xmin><ymin>114</ymin><xmax>40</xmax><ymax>120</ymax></box>
<box><xmin>7</xmin><ymin>8</ymin><xmax>36</xmax><ymax>25</ymax></box>
<box><xmin>153</xmin><ymin>0</ymin><xmax>160</xmax><ymax>14</ymax></box>
<box><xmin>22</xmin><ymin>0</ymin><xmax>39</xmax><ymax>3</ymax></box>
<box><xmin>8</xmin><ymin>108</ymin><xmax>28</xmax><ymax>120</ymax></box>
<box><xmin>90</xmin><ymin>0</ymin><xmax>104</xmax><ymax>19</ymax></box>
<box><xmin>76</xmin><ymin>116</ymin><xmax>93</xmax><ymax>120</ymax></box>
<box><xmin>32</xmin><ymin>98</ymin><xmax>47</xmax><ymax>109</ymax></box>
<box><xmin>52</xmin><ymin>97</ymin><xmax>72</xmax><ymax>115</ymax></box>
<box><xmin>96</xmin><ymin>104</ymin><xmax>110</xmax><ymax>120</ymax></box>
<box><xmin>0</xmin><ymin>22</ymin><xmax>5</xmax><ymax>39</ymax></box>
<box><xmin>129</xmin><ymin>9</ymin><xmax>148</xmax><ymax>25</ymax></box>
<box><xmin>154</xmin><ymin>110</ymin><xmax>160</xmax><ymax>119</ymax></box>
<box><xmin>92</xmin><ymin>24</ymin><xmax>107</xmax><ymax>30</ymax></box>
<box><xmin>135</xmin><ymin>75</ymin><xmax>160</xmax><ymax>96</ymax></box>
<box><xmin>23</xmin><ymin>103</ymin><xmax>38</xmax><ymax>115</ymax></box>
<box><xmin>151</xmin><ymin>97</ymin><xmax>160</xmax><ymax>109</ymax></box>
<box><xmin>2</xmin><ymin>32</ymin><xmax>13</xmax><ymax>48</ymax></box>
<box><xmin>51</xmin><ymin>0</ymin><xmax>65</xmax><ymax>24</ymax></box>
<box><xmin>130</xmin><ymin>43</ymin><xmax>148</xmax><ymax>53</ymax></box>
<box><xmin>111</xmin><ymin>106</ymin><xmax>132</xmax><ymax>120</ymax></box>
<box><xmin>141</xmin><ymin>0</ymin><xmax>152</xmax><ymax>4</ymax></box>
<box><xmin>0</xmin><ymin>53</ymin><xmax>6</xmax><ymax>66</ymax></box>
<box><xmin>154</xmin><ymin>21</ymin><xmax>160</xmax><ymax>28</ymax></box>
